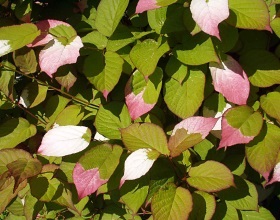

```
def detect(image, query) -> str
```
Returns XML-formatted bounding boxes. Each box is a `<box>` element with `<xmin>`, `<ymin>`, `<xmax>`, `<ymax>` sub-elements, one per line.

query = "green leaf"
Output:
<box><xmin>107</xmin><ymin>27</ymin><xmax>152</xmax><ymax>52</ymax></box>
<box><xmin>83</xmin><ymin>51</ymin><xmax>124</xmax><ymax>98</ymax></box>
<box><xmin>183</xmin><ymin>7</ymin><xmax>201</xmax><ymax>35</ymax></box>
<box><xmin>24</xmin><ymin>193</ymin><xmax>44</xmax><ymax>220</ymax></box>
<box><xmin>246</xmin><ymin>123</ymin><xmax>280</xmax><ymax>178</ymax></box>
<box><xmin>146</xmin><ymin>158</ymin><xmax>175</xmax><ymax>204</ymax></box>
<box><xmin>55</xmin><ymin>105</ymin><xmax>84</xmax><ymax>126</ymax></box>
<box><xmin>13</xmin><ymin>47</ymin><xmax>37</xmax><ymax>74</ymax></box>
<box><xmin>225</xmin><ymin>105</ymin><xmax>263</xmax><ymax>137</ymax></box>
<box><xmin>0</xmin><ymin>118</ymin><xmax>36</xmax><ymax>150</ymax></box>
<box><xmin>120</xmin><ymin>175</ymin><xmax>149</xmax><ymax>214</ymax></box>
<box><xmin>19</xmin><ymin>81</ymin><xmax>48</xmax><ymax>108</ymax></box>
<box><xmin>0</xmin><ymin>23</ymin><xmax>40</xmax><ymax>56</ymax></box>
<box><xmin>7</xmin><ymin>196</ymin><xmax>24</xmax><ymax>216</ymax></box>
<box><xmin>147</xmin><ymin>4</ymin><xmax>186</xmax><ymax>34</ymax></box>
<box><xmin>187</xmin><ymin>161</ymin><xmax>234</xmax><ymax>192</ymax></box>
<box><xmin>189</xmin><ymin>191</ymin><xmax>216</xmax><ymax>220</ymax></box>
<box><xmin>164</xmin><ymin>58</ymin><xmax>205</xmax><ymax>118</ymax></box>
<box><xmin>151</xmin><ymin>183</ymin><xmax>193</xmax><ymax>220</ymax></box>
<box><xmin>7</xmin><ymin>158</ymin><xmax>42</xmax><ymax>189</ymax></box>
<box><xmin>45</xmin><ymin>95</ymin><xmax>70</xmax><ymax>129</ymax></box>
<box><xmin>217</xmin><ymin>176</ymin><xmax>258</xmax><ymax>211</ymax></box>
<box><xmin>0</xmin><ymin>61</ymin><xmax>16</xmax><ymax>101</ymax></box>
<box><xmin>222</xmin><ymin>150</ymin><xmax>246</xmax><ymax>176</ymax></box>
<box><xmin>212</xmin><ymin>202</ymin><xmax>239</xmax><ymax>220</ymax></box>
<box><xmin>239</xmin><ymin>206</ymin><xmax>275</xmax><ymax>220</ymax></box>
<box><xmin>0</xmin><ymin>177</ymin><xmax>27</xmax><ymax>214</ymax></box>
<box><xmin>29</xmin><ymin>172</ymin><xmax>76</xmax><ymax>210</ymax></box>
<box><xmin>49</xmin><ymin>24</ymin><xmax>77</xmax><ymax>45</ymax></box>
<box><xmin>239</xmin><ymin>50</ymin><xmax>280</xmax><ymax>87</ymax></box>
<box><xmin>173</xmin><ymin>33</ymin><xmax>219</xmax><ymax>65</ymax></box>
<box><xmin>271</xmin><ymin>17</ymin><xmax>280</xmax><ymax>38</ymax></box>
<box><xmin>121</xmin><ymin>122</ymin><xmax>169</xmax><ymax>155</ymax></box>
<box><xmin>82</xmin><ymin>30</ymin><xmax>108</xmax><ymax>50</ymax></box>
<box><xmin>227</xmin><ymin>0</ymin><xmax>271</xmax><ymax>31</ymax></box>
<box><xmin>95</xmin><ymin>102</ymin><xmax>131</xmax><ymax>139</ymax></box>
<box><xmin>95</xmin><ymin>0</ymin><xmax>129</xmax><ymax>37</ymax></box>
<box><xmin>260</xmin><ymin>91</ymin><xmax>280</xmax><ymax>121</ymax></box>
<box><xmin>130</xmin><ymin>38</ymin><xmax>170</xmax><ymax>77</ymax></box>
<box><xmin>78</xmin><ymin>144</ymin><xmax>123</xmax><ymax>179</ymax></box>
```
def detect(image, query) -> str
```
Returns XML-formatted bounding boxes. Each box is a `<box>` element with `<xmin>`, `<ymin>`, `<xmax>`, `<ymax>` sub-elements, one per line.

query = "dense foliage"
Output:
<box><xmin>0</xmin><ymin>0</ymin><xmax>280</xmax><ymax>219</ymax></box>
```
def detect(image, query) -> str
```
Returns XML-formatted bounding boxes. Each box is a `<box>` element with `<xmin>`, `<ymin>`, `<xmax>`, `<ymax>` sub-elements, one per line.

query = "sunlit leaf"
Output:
<box><xmin>190</xmin><ymin>0</ymin><xmax>229</xmax><ymax>39</ymax></box>
<box><xmin>38</xmin><ymin>125</ymin><xmax>91</xmax><ymax>156</ymax></box>
<box><xmin>209</xmin><ymin>55</ymin><xmax>250</xmax><ymax>105</ymax></box>
<box><xmin>120</xmin><ymin>148</ymin><xmax>159</xmax><ymax>187</ymax></box>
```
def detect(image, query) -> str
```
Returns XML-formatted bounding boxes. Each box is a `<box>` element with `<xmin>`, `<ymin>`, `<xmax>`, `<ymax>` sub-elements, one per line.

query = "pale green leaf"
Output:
<box><xmin>239</xmin><ymin>50</ymin><xmax>280</xmax><ymax>87</ymax></box>
<box><xmin>173</xmin><ymin>33</ymin><xmax>219</xmax><ymax>65</ymax></box>
<box><xmin>260</xmin><ymin>91</ymin><xmax>280</xmax><ymax>121</ymax></box>
<box><xmin>95</xmin><ymin>102</ymin><xmax>131</xmax><ymax>139</ymax></box>
<box><xmin>227</xmin><ymin>0</ymin><xmax>271</xmax><ymax>31</ymax></box>
<box><xmin>164</xmin><ymin>58</ymin><xmax>205</xmax><ymax>118</ymax></box>
<box><xmin>121</xmin><ymin>122</ymin><xmax>169</xmax><ymax>155</ymax></box>
<box><xmin>217</xmin><ymin>176</ymin><xmax>258</xmax><ymax>211</ymax></box>
<box><xmin>0</xmin><ymin>118</ymin><xmax>36</xmax><ymax>150</ymax></box>
<box><xmin>0</xmin><ymin>23</ymin><xmax>40</xmax><ymax>56</ymax></box>
<box><xmin>189</xmin><ymin>191</ymin><xmax>216</xmax><ymax>220</ymax></box>
<box><xmin>187</xmin><ymin>161</ymin><xmax>234</xmax><ymax>192</ymax></box>
<box><xmin>151</xmin><ymin>183</ymin><xmax>193</xmax><ymax>220</ymax></box>
<box><xmin>130</xmin><ymin>38</ymin><xmax>170</xmax><ymax>77</ymax></box>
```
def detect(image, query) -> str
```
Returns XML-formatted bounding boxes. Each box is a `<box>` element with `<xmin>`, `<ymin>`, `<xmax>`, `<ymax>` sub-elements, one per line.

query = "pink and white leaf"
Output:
<box><xmin>125</xmin><ymin>89</ymin><xmax>154</xmax><ymax>120</ymax></box>
<box><xmin>190</xmin><ymin>0</ymin><xmax>229</xmax><ymax>39</ymax></box>
<box><xmin>29</xmin><ymin>19</ymin><xmax>70</xmax><ymax>47</ymax></box>
<box><xmin>218</xmin><ymin>117</ymin><xmax>254</xmax><ymax>149</ymax></box>
<box><xmin>136</xmin><ymin>0</ymin><xmax>160</xmax><ymax>13</ymax></box>
<box><xmin>172</xmin><ymin>116</ymin><xmax>219</xmax><ymax>138</ymax></box>
<box><xmin>120</xmin><ymin>148</ymin><xmax>156</xmax><ymax>187</ymax></box>
<box><xmin>39</xmin><ymin>37</ymin><xmax>83</xmax><ymax>77</ymax></box>
<box><xmin>266</xmin><ymin>163</ymin><xmax>280</xmax><ymax>186</ymax></box>
<box><xmin>210</xmin><ymin>55</ymin><xmax>250</xmax><ymax>105</ymax></box>
<box><xmin>38</xmin><ymin>125</ymin><xmax>91</xmax><ymax>156</ymax></box>
<box><xmin>73</xmin><ymin>163</ymin><xmax>107</xmax><ymax>199</ymax></box>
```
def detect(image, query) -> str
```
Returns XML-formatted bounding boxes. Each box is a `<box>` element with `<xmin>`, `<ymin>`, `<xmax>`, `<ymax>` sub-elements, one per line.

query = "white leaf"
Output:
<box><xmin>0</xmin><ymin>40</ymin><xmax>11</xmax><ymax>56</ymax></box>
<box><xmin>120</xmin><ymin>148</ymin><xmax>156</xmax><ymax>187</ymax></box>
<box><xmin>38</xmin><ymin>125</ymin><xmax>91</xmax><ymax>156</ymax></box>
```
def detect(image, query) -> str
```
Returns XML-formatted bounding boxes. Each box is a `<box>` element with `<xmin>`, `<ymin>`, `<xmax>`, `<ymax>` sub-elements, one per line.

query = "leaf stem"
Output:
<box><xmin>1</xmin><ymin>63</ymin><xmax>99</xmax><ymax>110</ymax></box>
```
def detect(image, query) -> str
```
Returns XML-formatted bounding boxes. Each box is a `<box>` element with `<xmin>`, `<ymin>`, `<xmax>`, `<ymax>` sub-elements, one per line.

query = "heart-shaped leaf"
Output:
<box><xmin>38</xmin><ymin>125</ymin><xmax>91</xmax><ymax>156</ymax></box>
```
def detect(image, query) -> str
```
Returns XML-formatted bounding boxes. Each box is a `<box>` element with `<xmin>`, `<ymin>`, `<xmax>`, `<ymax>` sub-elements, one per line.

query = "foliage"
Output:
<box><xmin>0</xmin><ymin>0</ymin><xmax>280</xmax><ymax>219</ymax></box>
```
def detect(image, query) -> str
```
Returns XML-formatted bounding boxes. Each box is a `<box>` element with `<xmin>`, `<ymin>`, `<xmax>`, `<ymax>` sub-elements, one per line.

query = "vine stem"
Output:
<box><xmin>1</xmin><ymin>63</ymin><xmax>99</xmax><ymax>110</ymax></box>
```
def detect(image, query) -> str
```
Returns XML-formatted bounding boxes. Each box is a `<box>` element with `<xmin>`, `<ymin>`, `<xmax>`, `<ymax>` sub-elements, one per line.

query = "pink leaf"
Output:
<box><xmin>136</xmin><ymin>0</ymin><xmax>160</xmax><ymax>13</ymax></box>
<box><xmin>172</xmin><ymin>116</ymin><xmax>219</xmax><ymax>138</ymax></box>
<box><xmin>39</xmin><ymin>37</ymin><xmax>83</xmax><ymax>77</ymax></box>
<box><xmin>38</xmin><ymin>125</ymin><xmax>91</xmax><ymax>156</ymax></box>
<box><xmin>125</xmin><ymin>77</ymin><xmax>155</xmax><ymax>120</ymax></box>
<box><xmin>125</xmin><ymin>89</ymin><xmax>154</xmax><ymax>120</ymax></box>
<box><xmin>120</xmin><ymin>149</ymin><xmax>156</xmax><ymax>187</ymax></box>
<box><xmin>190</xmin><ymin>0</ymin><xmax>229</xmax><ymax>39</ymax></box>
<box><xmin>218</xmin><ymin>117</ymin><xmax>254</xmax><ymax>150</ymax></box>
<box><xmin>209</xmin><ymin>55</ymin><xmax>250</xmax><ymax>105</ymax></box>
<box><xmin>29</xmin><ymin>20</ymin><xmax>70</xmax><ymax>47</ymax></box>
<box><xmin>73</xmin><ymin>163</ymin><xmax>107</xmax><ymax>199</ymax></box>
<box><xmin>266</xmin><ymin>163</ymin><xmax>280</xmax><ymax>186</ymax></box>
